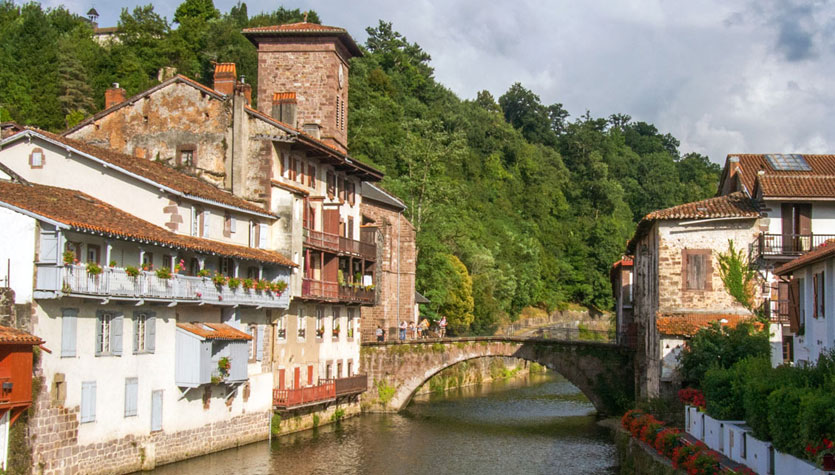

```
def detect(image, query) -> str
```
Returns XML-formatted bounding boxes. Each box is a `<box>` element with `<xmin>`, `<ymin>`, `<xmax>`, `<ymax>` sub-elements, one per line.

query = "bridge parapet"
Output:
<box><xmin>360</xmin><ymin>337</ymin><xmax>634</xmax><ymax>416</ymax></box>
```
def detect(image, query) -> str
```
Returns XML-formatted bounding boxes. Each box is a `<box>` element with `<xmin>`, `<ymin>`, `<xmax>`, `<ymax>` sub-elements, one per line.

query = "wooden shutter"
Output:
<box><xmin>256</xmin><ymin>325</ymin><xmax>264</xmax><ymax>361</ymax></box>
<box><xmin>61</xmin><ymin>308</ymin><xmax>77</xmax><ymax>357</ymax></box>
<box><xmin>147</xmin><ymin>313</ymin><xmax>156</xmax><ymax>352</ymax></box>
<box><xmin>294</xmin><ymin>367</ymin><xmax>301</xmax><ymax>388</ymax></box>
<box><xmin>289</xmin><ymin>157</ymin><xmax>296</xmax><ymax>181</ymax></box>
<box><xmin>813</xmin><ymin>273</ymin><xmax>819</xmax><ymax>318</ymax></box>
<box><xmin>323</xmin><ymin>209</ymin><xmax>339</xmax><ymax>235</ymax></box>
<box><xmin>124</xmin><ymin>378</ymin><xmax>138</xmax><ymax>417</ymax></box>
<box><xmin>782</xmin><ymin>203</ymin><xmax>794</xmax><ymax>253</ymax></box>
<box><xmin>307</xmin><ymin>365</ymin><xmax>313</xmax><ymax>385</ymax></box>
<box><xmin>822</xmin><ymin>271</ymin><xmax>826</xmax><ymax>318</ymax></box>
<box><xmin>258</xmin><ymin>223</ymin><xmax>268</xmax><ymax>249</ymax></box>
<box><xmin>686</xmin><ymin>254</ymin><xmax>705</xmax><ymax>290</ymax></box>
<box><xmin>111</xmin><ymin>313</ymin><xmax>123</xmax><ymax>356</ymax></box>
<box><xmin>81</xmin><ymin>381</ymin><xmax>96</xmax><ymax>423</ymax></box>
<box><xmin>788</xmin><ymin>278</ymin><xmax>800</xmax><ymax>333</ymax></box>
<box><xmin>151</xmin><ymin>390</ymin><xmax>163</xmax><ymax>432</ymax></box>
<box><xmin>278</xmin><ymin>368</ymin><xmax>285</xmax><ymax>390</ymax></box>
<box><xmin>308</xmin><ymin>164</ymin><xmax>315</xmax><ymax>187</ymax></box>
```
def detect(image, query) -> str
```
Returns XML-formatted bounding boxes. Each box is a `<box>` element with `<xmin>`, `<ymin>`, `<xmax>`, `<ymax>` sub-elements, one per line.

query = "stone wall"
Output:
<box><xmin>272</xmin><ymin>401</ymin><xmax>361</xmax><ymax>437</ymax></box>
<box><xmin>360</xmin><ymin>200</ymin><xmax>416</xmax><ymax>338</ymax></box>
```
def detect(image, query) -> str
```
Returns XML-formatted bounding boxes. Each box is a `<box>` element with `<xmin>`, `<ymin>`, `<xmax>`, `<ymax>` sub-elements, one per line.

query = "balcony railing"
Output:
<box><xmin>301</xmin><ymin>278</ymin><xmax>339</xmax><ymax>300</ymax></box>
<box><xmin>765</xmin><ymin>298</ymin><xmax>791</xmax><ymax>324</ymax></box>
<box><xmin>304</xmin><ymin>228</ymin><xmax>376</xmax><ymax>261</ymax></box>
<box><xmin>334</xmin><ymin>374</ymin><xmax>367</xmax><ymax>397</ymax></box>
<box><xmin>338</xmin><ymin>285</ymin><xmax>375</xmax><ymax>304</ymax></box>
<box><xmin>57</xmin><ymin>265</ymin><xmax>290</xmax><ymax>308</ymax></box>
<box><xmin>752</xmin><ymin>233</ymin><xmax>835</xmax><ymax>260</ymax></box>
<box><xmin>273</xmin><ymin>380</ymin><xmax>335</xmax><ymax>410</ymax></box>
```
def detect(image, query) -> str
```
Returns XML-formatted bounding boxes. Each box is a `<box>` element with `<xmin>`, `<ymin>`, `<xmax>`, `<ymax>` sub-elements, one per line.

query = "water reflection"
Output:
<box><xmin>149</xmin><ymin>373</ymin><xmax>617</xmax><ymax>475</ymax></box>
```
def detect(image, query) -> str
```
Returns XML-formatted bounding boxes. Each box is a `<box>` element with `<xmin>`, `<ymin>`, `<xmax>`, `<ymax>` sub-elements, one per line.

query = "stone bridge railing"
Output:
<box><xmin>360</xmin><ymin>336</ymin><xmax>634</xmax><ymax>416</ymax></box>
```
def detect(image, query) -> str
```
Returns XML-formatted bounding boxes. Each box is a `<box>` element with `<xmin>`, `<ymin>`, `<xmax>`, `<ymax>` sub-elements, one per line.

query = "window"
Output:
<box><xmin>798</xmin><ymin>277</ymin><xmax>806</xmax><ymax>333</ymax></box>
<box><xmin>289</xmin><ymin>156</ymin><xmax>297</xmax><ymax>181</ymax></box>
<box><xmin>327</xmin><ymin>171</ymin><xmax>335</xmax><ymax>198</ymax></box>
<box><xmin>95</xmin><ymin>311</ymin><xmax>123</xmax><ymax>356</ymax></box>
<box><xmin>347</xmin><ymin>217</ymin><xmax>354</xmax><ymax>240</ymax></box>
<box><xmin>682</xmin><ymin>249</ymin><xmax>712</xmax><ymax>291</ymax></box>
<box><xmin>333</xmin><ymin>308</ymin><xmax>340</xmax><ymax>338</ymax></box>
<box><xmin>81</xmin><ymin>381</ymin><xmax>96</xmax><ymax>423</ymax></box>
<box><xmin>142</xmin><ymin>252</ymin><xmax>154</xmax><ymax>271</ymax></box>
<box><xmin>347</xmin><ymin>308</ymin><xmax>354</xmax><ymax>339</ymax></box>
<box><xmin>189</xmin><ymin>258</ymin><xmax>200</xmax><ymax>276</ymax></box>
<box><xmin>316</xmin><ymin>306</ymin><xmax>325</xmax><ymax>338</ymax></box>
<box><xmin>814</xmin><ymin>271</ymin><xmax>825</xmax><ymax>318</ymax></box>
<box><xmin>86</xmin><ymin>244</ymin><xmax>100</xmax><ymax>264</ymax></box>
<box><xmin>246</xmin><ymin>266</ymin><xmax>259</xmax><ymax>279</ymax></box>
<box><xmin>191</xmin><ymin>206</ymin><xmax>199</xmax><ymax>237</ymax></box>
<box><xmin>201</xmin><ymin>210</ymin><xmax>210</xmax><ymax>238</ymax></box>
<box><xmin>133</xmin><ymin>311</ymin><xmax>156</xmax><ymax>353</ymax></box>
<box><xmin>29</xmin><ymin>148</ymin><xmax>44</xmax><ymax>168</ymax></box>
<box><xmin>297</xmin><ymin>308</ymin><xmax>306</xmax><ymax>339</ymax></box>
<box><xmin>337</xmin><ymin>360</ymin><xmax>343</xmax><ymax>378</ymax></box>
<box><xmin>347</xmin><ymin>360</ymin><xmax>353</xmax><ymax>376</ymax></box>
<box><xmin>338</xmin><ymin>176</ymin><xmax>345</xmax><ymax>202</ymax></box>
<box><xmin>219</xmin><ymin>257</ymin><xmax>232</xmax><ymax>276</ymax></box>
<box><xmin>347</xmin><ymin>182</ymin><xmax>355</xmax><ymax>206</ymax></box>
<box><xmin>277</xmin><ymin>315</ymin><xmax>286</xmax><ymax>340</ymax></box>
<box><xmin>124</xmin><ymin>378</ymin><xmax>138</xmax><ymax>417</ymax></box>
<box><xmin>61</xmin><ymin>308</ymin><xmax>78</xmax><ymax>357</ymax></box>
<box><xmin>248</xmin><ymin>324</ymin><xmax>258</xmax><ymax>361</ymax></box>
<box><xmin>224</xmin><ymin>213</ymin><xmax>237</xmax><ymax>235</ymax></box>
<box><xmin>249</xmin><ymin>220</ymin><xmax>257</xmax><ymax>247</ymax></box>
<box><xmin>308</xmin><ymin>164</ymin><xmax>316</xmax><ymax>188</ymax></box>
<box><xmin>177</xmin><ymin>145</ymin><xmax>195</xmax><ymax>168</ymax></box>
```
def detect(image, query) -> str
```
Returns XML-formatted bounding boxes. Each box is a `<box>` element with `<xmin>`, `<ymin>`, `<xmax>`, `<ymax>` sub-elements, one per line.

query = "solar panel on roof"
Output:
<box><xmin>765</xmin><ymin>154</ymin><xmax>811</xmax><ymax>171</ymax></box>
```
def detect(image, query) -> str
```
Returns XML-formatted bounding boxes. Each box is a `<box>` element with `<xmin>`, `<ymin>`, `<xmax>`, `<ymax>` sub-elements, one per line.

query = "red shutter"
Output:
<box><xmin>278</xmin><ymin>369</ymin><xmax>285</xmax><ymax>390</ymax></box>
<box><xmin>813</xmin><ymin>273</ymin><xmax>819</xmax><ymax>319</ymax></box>
<box><xmin>294</xmin><ymin>367</ymin><xmax>301</xmax><ymax>388</ymax></box>
<box><xmin>307</xmin><ymin>365</ymin><xmax>313</xmax><ymax>385</ymax></box>
<box><xmin>788</xmin><ymin>278</ymin><xmax>800</xmax><ymax>333</ymax></box>
<box><xmin>323</xmin><ymin>209</ymin><xmax>339</xmax><ymax>235</ymax></box>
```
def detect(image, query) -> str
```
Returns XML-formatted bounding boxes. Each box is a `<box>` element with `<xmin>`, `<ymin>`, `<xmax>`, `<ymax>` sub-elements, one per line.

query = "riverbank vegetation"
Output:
<box><xmin>0</xmin><ymin>1</ymin><xmax>721</xmax><ymax>334</ymax></box>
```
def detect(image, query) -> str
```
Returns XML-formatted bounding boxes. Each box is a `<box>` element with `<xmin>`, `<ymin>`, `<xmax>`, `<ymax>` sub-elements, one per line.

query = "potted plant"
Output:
<box><xmin>218</xmin><ymin>356</ymin><xmax>231</xmax><ymax>376</ymax></box>
<box><xmin>316</xmin><ymin>325</ymin><xmax>325</xmax><ymax>338</ymax></box>
<box><xmin>109</xmin><ymin>260</ymin><xmax>117</xmax><ymax>268</ymax></box>
<box><xmin>63</xmin><ymin>250</ymin><xmax>75</xmax><ymax>265</ymax></box>
<box><xmin>338</xmin><ymin>269</ymin><xmax>345</xmax><ymax>286</ymax></box>
<box><xmin>242</xmin><ymin>278</ymin><xmax>254</xmax><ymax>290</ymax></box>
<box><xmin>197</xmin><ymin>268</ymin><xmax>211</xmax><ymax>278</ymax></box>
<box><xmin>86</xmin><ymin>262</ymin><xmax>102</xmax><ymax>276</ymax></box>
<box><xmin>125</xmin><ymin>266</ymin><xmax>140</xmax><ymax>277</ymax></box>
<box><xmin>212</xmin><ymin>273</ymin><xmax>227</xmax><ymax>287</ymax></box>
<box><xmin>228</xmin><ymin>277</ymin><xmax>241</xmax><ymax>290</ymax></box>
<box><xmin>273</xmin><ymin>280</ymin><xmax>288</xmax><ymax>295</ymax></box>
<box><xmin>155</xmin><ymin>266</ymin><xmax>172</xmax><ymax>280</ymax></box>
<box><xmin>256</xmin><ymin>279</ymin><xmax>268</xmax><ymax>291</ymax></box>
<box><xmin>174</xmin><ymin>259</ymin><xmax>186</xmax><ymax>274</ymax></box>
<box><xmin>141</xmin><ymin>262</ymin><xmax>153</xmax><ymax>271</ymax></box>
<box><xmin>333</xmin><ymin>325</ymin><xmax>340</xmax><ymax>338</ymax></box>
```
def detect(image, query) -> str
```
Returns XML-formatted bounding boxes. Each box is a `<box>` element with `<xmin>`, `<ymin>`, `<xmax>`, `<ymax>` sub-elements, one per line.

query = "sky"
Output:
<box><xmin>43</xmin><ymin>0</ymin><xmax>835</xmax><ymax>164</ymax></box>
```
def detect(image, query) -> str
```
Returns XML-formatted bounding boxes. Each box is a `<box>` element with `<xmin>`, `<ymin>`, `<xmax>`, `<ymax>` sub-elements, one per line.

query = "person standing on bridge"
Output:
<box><xmin>376</xmin><ymin>325</ymin><xmax>384</xmax><ymax>342</ymax></box>
<box><xmin>399</xmin><ymin>320</ymin><xmax>407</xmax><ymax>341</ymax></box>
<box><xmin>439</xmin><ymin>316</ymin><xmax>447</xmax><ymax>338</ymax></box>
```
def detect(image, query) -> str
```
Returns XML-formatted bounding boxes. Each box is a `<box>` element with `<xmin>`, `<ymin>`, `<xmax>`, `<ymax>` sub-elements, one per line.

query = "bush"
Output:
<box><xmin>741</xmin><ymin>359</ymin><xmax>805</xmax><ymax>440</ymax></box>
<box><xmin>798</xmin><ymin>389</ymin><xmax>835</xmax><ymax>461</ymax></box>
<box><xmin>703</xmin><ymin>364</ymin><xmax>744</xmax><ymax>420</ymax></box>
<box><xmin>654</xmin><ymin>428</ymin><xmax>682</xmax><ymax>458</ymax></box>
<box><xmin>672</xmin><ymin>442</ymin><xmax>706</xmax><ymax>470</ymax></box>
<box><xmin>767</xmin><ymin>386</ymin><xmax>806</xmax><ymax>456</ymax></box>
<box><xmin>678</xmin><ymin>322</ymin><xmax>770</xmax><ymax>386</ymax></box>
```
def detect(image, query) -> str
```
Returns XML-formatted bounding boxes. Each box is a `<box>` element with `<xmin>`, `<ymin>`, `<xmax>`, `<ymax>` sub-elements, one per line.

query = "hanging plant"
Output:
<box><xmin>256</xmin><ymin>279</ymin><xmax>269</xmax><ymax>291</ymax></box>
<box><xmin>155</xmin><ymin>267</ymin><xmax>172</xmax><ymax>280</ymax></box>
<box><xmin>125</xmin><ymin>266</ymin><xmax>140</xmax><ymax>277</ymax></box>
<box><xmin>197</xmin><ymin>268</ymin><xmax>211</xmax><ymax>278</ymax></box>
<box><xmin>86</xmin><ymin>262</ymin><xmax>102</xmax><ymax>276</ymax></box>
<box><xmin>228</xmin><ymin>277</ymin><xmax>241</xmax><ymax>290</ymax></box>
<box><xmin>212</xmin><ymin>273</ymin><xmax>227</xmax><ymax>286</ymax></box>
<box><xmin>242</xmin><ymin>278</ymin><xmax>254</xmax><ymax>290</ymax></box>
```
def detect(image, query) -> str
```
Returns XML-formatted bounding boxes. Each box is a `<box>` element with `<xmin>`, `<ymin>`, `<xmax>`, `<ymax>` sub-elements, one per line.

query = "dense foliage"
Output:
<box><xmin>0</xmin><ymin>2</ymin><xmax>722</xmax><ymax>334</ymax></box>
<box><xmin>677</xmin><ymin>322</ymin><xmax>770</xmax><ymax>385</ymax></box>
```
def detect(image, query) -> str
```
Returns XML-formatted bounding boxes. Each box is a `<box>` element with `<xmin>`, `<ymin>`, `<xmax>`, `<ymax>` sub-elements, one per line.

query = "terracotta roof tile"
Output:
<box><xmin>728</xmin><ymin>154</ymin><xmax>835</xmax><ymax>197</ymax></box>
<box><xmin>0</xmin><ymin>325</ymin><xmax>42</xmax><ymax>345</ymax></box>
<box><xmin>242</xmin><ymin>22</ymin><xmax>362</xmax><ymax>57</ymax></box>
<box><xmin>242</xmin><ymin>22</ymin><xmax>345</xmax><ymax>33</ymax></box>
<box><xmin>756</xmin><ymin>175</ymin><xmax>835</xmax><ymax>198</ymax></box>
<box><xmin>774</xmin><ymin>239</ymin><xmax>835</xmax><ymax>276</ymax></box>
<box><xmin>177</xmin><ymin>322</ymin><xmax>252</xmax><ymax>340</ymax></box>
<box><xmin>270</xmin><ymin>179</ymin><xmax>309</xmax><ymax>196</ymax></box>
<box><xmin>0</xmin><ymin>181</ymin><xmax>296</xmax><ymax>267</ymax></box>
<box><xmin>17</xmin><ymin>129</ymin><xmax>271</xmax><ymax>216</ymax></box>
<box><xmin>645</xmin><ymin>192</ymin><xmax>759</xmax><ymax>220</ymax></box>
<box><xmin>214</xmin><ymin>63</ymin><xmax>236</xmax><ymax>74</ymax></box>
<box><xmin>656</xmin><ymin>313</ymin><xmax>758</xmax><ymax>337</ymax></box>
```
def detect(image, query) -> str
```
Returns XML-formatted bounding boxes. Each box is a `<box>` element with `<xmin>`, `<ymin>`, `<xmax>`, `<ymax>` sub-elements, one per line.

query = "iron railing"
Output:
<box><xmin>766</xmin><ymin>298</ymin><xmax>791</xmax><ymax>324</ymax></box>
<box><xmin>59</xmin><ymin>265</ymin><xmax>290</xmax><ymax>308</ymax></box>
<box><xmin>752</xmin><ymin>233</ymin><xmax>835</xmax><ymax>259</ymax></box>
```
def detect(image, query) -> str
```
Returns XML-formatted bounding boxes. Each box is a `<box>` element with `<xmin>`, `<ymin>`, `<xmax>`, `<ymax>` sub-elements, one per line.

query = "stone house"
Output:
<box><xmin>626</xmin><ymin>192</ymin><xmax>762</xmax><ymax>398</ymax></box>
<box><xmin>718</xmin><ymin>153</ymin><xmax>835</xmax><ymax>361</ymax></box>
<box><xmin>610</xmin><ymin>256</ymin><xmax>634</xmax><ymax>346</ymax></box>
<box><xmin>774</xmin><ymin>241</ymin><xmax>835</xmax><ymax>365</ymax></box>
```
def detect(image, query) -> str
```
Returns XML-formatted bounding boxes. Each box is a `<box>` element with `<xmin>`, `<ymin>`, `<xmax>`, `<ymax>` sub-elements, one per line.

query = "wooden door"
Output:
<box><xmin>293</xmin><ymin>367</ymin><xmax>300</xmax><ymax>389</ymax></box>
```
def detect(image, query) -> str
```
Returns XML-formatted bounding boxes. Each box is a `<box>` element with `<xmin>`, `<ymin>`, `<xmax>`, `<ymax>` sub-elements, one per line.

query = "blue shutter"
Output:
<box><xmin>151</xmin><ymin>390</ymin><xmax>163</xmax><ymax>432</ymax></box>
<box><xmin>81</xmin><ymin>381</ymin><xmax>96</xmax><ymax>423</ymax></box>
<box><xmin>124</xmin><ymin>378</ymin><xmax>138</xmax><ymax>417</ymax></box>
<box><xmin>256</xmin><ymin>325</ymin><xmax>264</xmax><ymax>361</ymax></box>
<box><xmin>147</xmin><ymin>313</ymin><xmax>156</xmax><ymax>353</ymax></box>
<box><xmin>111</xmin><ymin>313</ymin><xmax>123</xmax><ymax>356</ymax></box>
<box><xmin>133</xmin><ymin>315</ymin><xmax>140</xmax><ymax>352</ymax></box>
<box><xmin>95</xmin><ymin>311</ymin><xmax>103</xmax><ymax>356</ymax></box>
<box><xmin>61</xmin><ymin>308</ymin><xmax>77</xmax><ymax>357</ymax></box>
<box><xmin>202</xmin><ymin>210</ymin><xmax>210</xmax><ymax>237</ymax></box>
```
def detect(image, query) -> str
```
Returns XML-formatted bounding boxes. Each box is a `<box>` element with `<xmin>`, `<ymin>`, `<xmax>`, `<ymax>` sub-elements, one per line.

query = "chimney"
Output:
<box><xmin>213</xmin><ymin>63</ymin><xmax>236</xmax><ymax>96</ymax></box>
<box><xmin>237</xmin><ymin>76</ymin><xmax>252</xmax><ymax>107</ymax></box>
<box><xmin>303</xmin><ymin>123</ymin><xmax>321</xmax><ymax>140</ymax></box>
<box><xmin>272</xmin><ymin>92</ymin><xmax>297</xmax><ymax>127</ymax></box>
<box><xmin>105</xmin><ymin>83</ymin><xmax>126</xmax><ymax>109</ymax></box>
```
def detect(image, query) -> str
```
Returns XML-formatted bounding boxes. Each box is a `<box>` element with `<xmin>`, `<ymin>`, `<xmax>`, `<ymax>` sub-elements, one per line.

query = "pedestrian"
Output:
<box><xmin>399</xmin><ymin>320</ymin><xmax>407</xmax><ymax>341</ymax></box>
<box><xmin>420</xmin><ymin>318</ymin><xmax>430</xmax><ymax>338</ymax></box>
<box><xmin>439</xmin><ymin>316</ymin><xmax>447</xmax><ymax>338</ymax></box>
<box><xmin>416</xmin><ymin>320</ymin><xmax>422</xmax><ymax>339</ymax></box>
<box><xmin>375</xmin><ymin>325</ymin><xmax>384</xmax><ymax>342</ymax></box>
<box><xmin>409</xmin><ymin>321</ymin><xmax>416</xmax><ymax>340</ymax></box>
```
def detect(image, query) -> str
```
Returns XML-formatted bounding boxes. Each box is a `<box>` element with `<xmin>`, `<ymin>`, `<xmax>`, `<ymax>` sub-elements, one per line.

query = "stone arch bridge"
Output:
<box><xmin>360</xmin><ymin>336</ymin><xmax>634</xmax><ymax>416</ymax></box>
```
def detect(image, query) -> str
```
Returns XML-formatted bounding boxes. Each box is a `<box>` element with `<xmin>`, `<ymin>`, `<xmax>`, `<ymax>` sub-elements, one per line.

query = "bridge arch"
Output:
<box><xmin>360</xmin><ymin>338</ymin><xmax>633</xmax><ymax>416</ymax></box>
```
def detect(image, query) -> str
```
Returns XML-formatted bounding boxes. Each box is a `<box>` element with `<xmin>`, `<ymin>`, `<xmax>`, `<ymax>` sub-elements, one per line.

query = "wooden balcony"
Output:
<box><xmin>304</xmin><ymin>228</ymin><xmax>339</xmax><ymax>253</ymax></box>
<box><xmin>273</xmin><ymin>380</ymin><xmax>335</xmax><ymax>410</ymax></box>
<box><xmin>56</xmin><ymin>265</ymin><xmax>290</xmax><ymax>308</ymax></box>
<box><xmin>766</xmin><ymin>298</ymin><xmax>790</xmax><ymax>324</ymax></box>
<box><xmin>339</xmin><ymin>236</ymin><xmax>377</xmax><ymax>261</ymax></box>
<box><xmin>334</xmin><ymin>374</ymin><xmax>367</xmax><ymax>397</ymax></box>
<box><xmin>301</xmin><ymin>278</ymin><xmax>339</xmax><ymax>300</ymax></box>
<box><xmin>304</xmin><ymin>228</ymin><xmax>376</xmax><ymax>261</ymax></box>
<box><xmin>752</xmin><ymin>233</ymin><xmax>835</xmax><ymax>260</ymax></box>
<box><xmin>338</xmin><ymin>285</ymin><xmax>375</xmax><ymax>304</ymax></box>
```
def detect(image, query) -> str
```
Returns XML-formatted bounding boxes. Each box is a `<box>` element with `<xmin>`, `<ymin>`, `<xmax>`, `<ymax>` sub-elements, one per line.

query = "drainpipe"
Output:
<box><xmin>396</xmin><ymin>210</ymin><xmax>402</xmax><ymax>333</ymax></box>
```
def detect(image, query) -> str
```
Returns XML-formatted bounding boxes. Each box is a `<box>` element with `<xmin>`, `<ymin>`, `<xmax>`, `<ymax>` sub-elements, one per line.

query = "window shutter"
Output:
<box><xmin>191</xmin><ymin>206</ymin><xmax>198</xmax><ymax>237</ymax></box>
<box><xmin>61</xmin><ymin>308</ymin><xmax>77</xmax><ymax>357</ymax></box>
<box><xmin>258</xmin><ymin>223</ymin><xmax>268</xmax><ymax>249</ymax></box>
<box><xmin>813</xmin><ymin>273</ymin><xmax>819</xmax><ymax>318</ymax></box>
<box><xmin>81</xmin><ymin>381</ymin><xmax>96</xmax><ymax>423</ymax></box>
<box><xmin>133</xmin><ymin>316</ymin><xmax>140</xmax><ymax>352</ymax></box>
<box><xmin>230</xmin><ymin>216</ymin><xmax>236</xmax><ymax>233</ymax></box>
<box><xmin>822</xmin><ymin>271</ymin><xmax>826</xmax><ymax>318</ymax></box>
<box><xmin>125</xmin><ymin>378</ymin><xmax>138</xmax><ymax>417</ymax></box>
<box><xmin>111</xmin><ymin>313</ymin><xmax>123</xmax><ymax>356</ymax></box>
<box><xmin>256</xmin><ymin>325</ymin><xmax>264</xmax><ymax>361</ymax></box>
<box><xmin>202</xmin><ymin>210</ymin><xmax>210</xmax><ymax>237</ymax></box>
<box><xmin>147</xmin><ymin>313</ymin><xmax>156</xmax><ymax>353</ymax></box>
<box><xmin>788</xmin><ymin>278</ymin><xmax>800</xmax><ymax>333</ymax></box>
<box><xmin>95</xmin><ymin>311</ymin><xmax>103</xmax><ymax>356</ymax></box>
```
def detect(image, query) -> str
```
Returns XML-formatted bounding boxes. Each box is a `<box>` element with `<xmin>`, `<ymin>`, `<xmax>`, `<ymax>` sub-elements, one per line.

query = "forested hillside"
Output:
<box><xmin>0</xmin><ymin>1</ymin><xmax>721</xmax><ymax>334</ymax></box>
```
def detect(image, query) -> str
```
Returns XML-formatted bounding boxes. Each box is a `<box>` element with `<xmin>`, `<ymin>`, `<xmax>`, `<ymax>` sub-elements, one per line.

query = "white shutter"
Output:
<box><xmin>256</xmin><ymin>326</ymin><xmax>264</xmax><ymax>361</ymax></box>
<box><xmin>230</xmin><ymin>216</ymin><xmax>236</xmax><ymax>233</ymax></box>
<box><xmin>146</xmin><ymin>314</ymin><xmax>156</xmax><ymax>353</ymax></box>
<box><xmin>258</xmin><ymin>223</ymin><xmax>268</xmax><ymax>249</ymax></box>
<box><xmin>191</xmin><ymin>206</ymin><xmax>198</xmax><ymax>237</ymax></box>
<box><xmin>61</xmin><ymin>308</ymin><xmax>77</xmax><ymax>357</ymax></box>
<box><xmin>124</xmin><ymin>378</ymin><xmax>138</xmax><ymax>417</ymax></box>
<box><xmin>81</xmin><ymin>381</ymin><xmax>96</xmax><ymax>423</ymax></box>
<box><xmin>151</xmin><ymin>390</ymin><xmax>163</xmax><ymax>432</ymax></box>
<box><xmin>202</xmin><ymin>210</ymin><xmax>210</xmax><ymax>237</ymax></box>
<box><xmin>111</xmin><ymin>314</ymin><xmax>123</xmax><ymax>356</ymax></box>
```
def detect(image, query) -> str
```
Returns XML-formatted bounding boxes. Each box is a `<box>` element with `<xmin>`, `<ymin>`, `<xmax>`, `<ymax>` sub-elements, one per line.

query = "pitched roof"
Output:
<box><xmin>656</xmin><ymin>313</ymin><xmax>758</xmax><ymax>338</ymax></box>
<box><xmin>774</xmin><ymin>239</ymin><xmax>835</xmax><ymax>276</ymax></box>
<box><xmin>177</xmin><ymin>322</ymin><xmax>252</xmax><ymax>341</ymax></box>
<box><xmin>627</xmin><ymin>192</ymin><xmax>760</xmax><ymax>253</ymax></box>
<box><xmin>0</xmin><ymin>181</ymin><xmax>296</xmax><ymax>267</ymax></box>
<box><xmin>720</xmin><ymin>154</ymin><xmax>835</xmax><ymax>198</ymax></box>
<box><xmin>415</xmin><ymin>291</ymin><xmax>430</xmax><ymax>304</ymax></box>
<box><xmin>755</xmin><ymin>175</ymin><xmax>835</xmax><ymax>199</ymax></box>
<box><xmin>0</xmin><ymin>325</ymin><xmax>43</xmax><ymax>345</ymax></box>
<box><xmin>361</xmin><ymin>182</ymin><xmax>406</xmax><ymax>210</ymax></box>
<box><xmin>242</xmin><ymin>22</ymin><xmax>362</xmax><ymax>57</ymax></box>
<box><xmin>8</xmin><ymin>128</ymin><xmax>272</xmax><ymax>217</ymax></box>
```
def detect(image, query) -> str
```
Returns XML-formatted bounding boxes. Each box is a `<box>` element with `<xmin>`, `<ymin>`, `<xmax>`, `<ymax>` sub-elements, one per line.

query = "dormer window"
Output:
<box><xmin>29</xmin><ymin>148</ymin><xmax>44</xmax><ymax>168</ymax></box>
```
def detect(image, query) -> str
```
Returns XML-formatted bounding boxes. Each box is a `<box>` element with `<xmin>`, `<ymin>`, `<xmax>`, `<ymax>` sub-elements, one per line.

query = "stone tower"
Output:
<box><xmin>243</xmin><ymin>22</ymin><xmax>363</xmax><ymax>154</ymax></box>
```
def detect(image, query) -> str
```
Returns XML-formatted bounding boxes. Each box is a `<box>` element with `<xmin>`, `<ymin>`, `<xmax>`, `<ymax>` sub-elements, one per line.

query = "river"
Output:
<box><xmin>149</xmin><ymin>372</ymin><xmax>617</xmax><ymax>475</ymax></box>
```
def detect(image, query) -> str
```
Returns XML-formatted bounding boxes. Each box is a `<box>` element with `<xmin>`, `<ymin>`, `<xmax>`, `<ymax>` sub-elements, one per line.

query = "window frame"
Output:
<box><xmin>176</xmin><ymin>144</ymin><xmax>196</xmax><ymax>169</ymax></box>
<box><xmin>681</xmin><ymin>249</ymin><xmax>713</xmax><ymax>291</ymax></box>
<box><xmin>29</xmin><ymin>147</ymin><xmax>45</xmax><ymax>169</ymax></box>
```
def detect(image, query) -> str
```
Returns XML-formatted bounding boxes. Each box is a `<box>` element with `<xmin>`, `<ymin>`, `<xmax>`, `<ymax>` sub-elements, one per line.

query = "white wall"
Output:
<box><xmin>764</xmin><ymin>200</ymin><xmax>835</xmax><ymax>235</ymax></box>
<box><xmin>0</xmin><ymin>206</ymin><xmax>36</xmax><ymax>303</ymax></box>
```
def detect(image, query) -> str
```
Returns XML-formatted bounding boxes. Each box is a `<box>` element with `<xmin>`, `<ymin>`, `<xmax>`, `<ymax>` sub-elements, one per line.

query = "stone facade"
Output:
<box><xmin>360</xmin><ymin>198</ymin><xmax>416</xmax><ymax>338</ymax></box>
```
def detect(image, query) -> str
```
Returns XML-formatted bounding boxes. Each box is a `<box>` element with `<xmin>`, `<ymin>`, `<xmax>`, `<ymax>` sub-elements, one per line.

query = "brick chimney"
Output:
<box><xmin>213</xmin><ymin>63</ymin><xmax>236</xmax><ymax>96</ymax></box>
<box><xmin>105</xmin><ymin>83</ymin><xmax>126</xmax><ymax>109</ymax></box>
<box><xmin>272</xmin><ymin>92</ymin><xmax>297</xmax><ymax>127</ymax></box>
<box><xmin>237</xmin><ymin>76</ymin><xmax>252</xmax><ymax>106</ymax></box>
